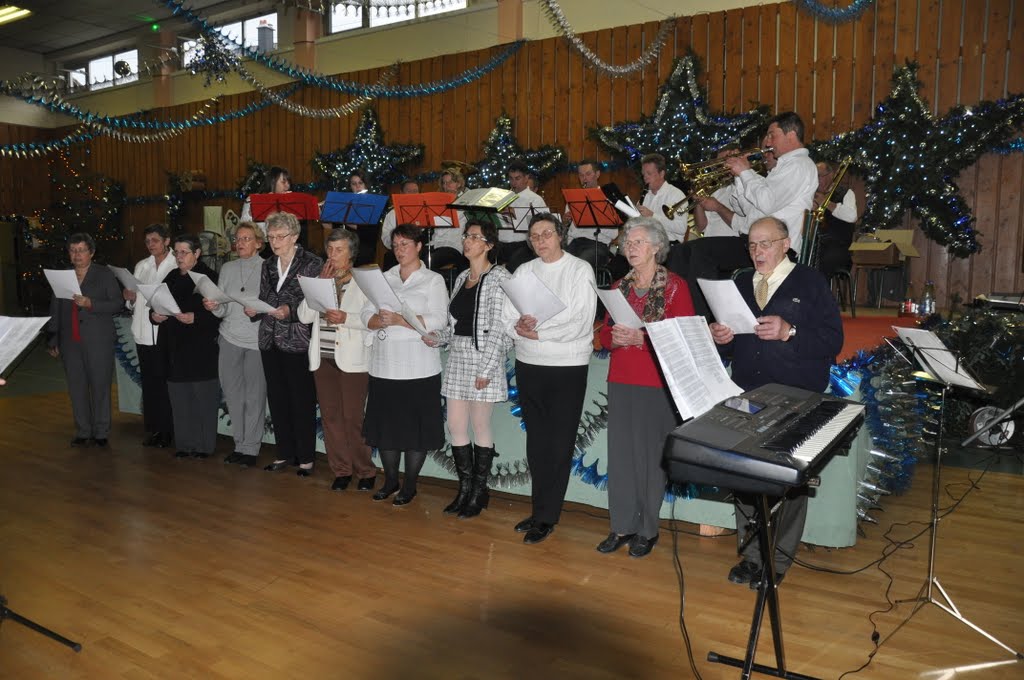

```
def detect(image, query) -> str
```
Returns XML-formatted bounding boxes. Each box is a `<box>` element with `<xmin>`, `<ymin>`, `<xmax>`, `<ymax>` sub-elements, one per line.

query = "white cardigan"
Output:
<box><xmin>296</xmin><ymin>277</ymin><xmax>372</xmax><ymax>373</ymax></box>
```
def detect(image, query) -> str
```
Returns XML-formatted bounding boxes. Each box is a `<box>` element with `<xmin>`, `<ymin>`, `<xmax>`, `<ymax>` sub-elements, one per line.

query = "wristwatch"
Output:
<box><xmin>787</xmin><ymin>324</ymin><xmax>797</xmax><ymax>340</ymax></box>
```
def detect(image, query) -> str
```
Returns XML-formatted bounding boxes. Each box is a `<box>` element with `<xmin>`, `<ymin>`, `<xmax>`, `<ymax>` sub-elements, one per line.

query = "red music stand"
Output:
<box><xmin>562</xmin><ymin>187</ymin><xmax>622</xmax><ymax>229</ymax></box>
<box><xmin>249</xmin><ymin>192</ymin><xmax>321</xmax><ymax>222</ymax></box>
<box><xmin>392</xmin><ymin>192</ymin><xmax>460</xmax><ymax>268</ymax></box>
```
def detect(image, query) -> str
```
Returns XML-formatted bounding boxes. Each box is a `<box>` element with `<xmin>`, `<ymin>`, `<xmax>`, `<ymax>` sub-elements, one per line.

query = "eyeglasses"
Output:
<box><xmin>234</xmin><ymin>235</ymin><xmax>258</xmax><ymax>243</ymax></box>
<box><xmin>266</xmin><ymin>233</ymin><xmax>293</xmax><ymax>242</ymax></box>
<box><xmin>173</xmin><ymin>249</ymin><xmax>195</xmax><ymax>257</ymax></box>
<box><xmin>747</xmin><ymin>238</ymin><xmax>787</xmax><ymax>252</ymax></box>
<box><xmin>68</xmin><ymin>246</ymin><xmax>91</xmax><ymax>254</ymax></box>
<box><xmin>529</xmin><ymin>229</ymin><xmax>558</xmax><ymax>243</ymax></box>
<box><xmin>622</xmin><ymin>239</ymin><xmax>651</xmax><ymax>250</ymax></box>
<box><xmin>392</xmin><ymin>239</ymin><xmax>418</xmax><ymax>250</ymax></box>
<box><xmin>462</xmin><ymin>233</ymin><xmax>488</xmax><ymax>242</ymax></box>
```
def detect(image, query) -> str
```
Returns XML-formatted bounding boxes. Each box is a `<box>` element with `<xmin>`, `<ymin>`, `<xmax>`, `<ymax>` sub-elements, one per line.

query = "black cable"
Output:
<box><xmin>669</xmin><ymin>499</ymin><xmax>703</xmax><ymax>680</ymax></box>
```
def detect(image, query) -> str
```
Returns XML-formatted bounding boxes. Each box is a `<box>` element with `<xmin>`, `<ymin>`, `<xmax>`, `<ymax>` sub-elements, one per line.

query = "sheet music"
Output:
<box><xmin>697</xmin><ymin>279</ymin><xmax>758</xmax><ymax>334</ymax></box>
<box><xmin>108</xmin><ymin>265</ymin><xmax>141</xmax><ymax>292</ymax></box>
<box><xmin>646</xmin><ymin>316</ymin><xmax>742</xmax><ymax>420</ymax></box>
<box><xmin>136</xmin><ymin>283</ymin><xmax>182</xmax><ymax>316</ymax></box>
<box><xmin>594</xmin><ymin>285</ymin><xmax>644</xmax><ymax>329</ymax></box>
<box><xmin>44</xmin><ymin>269</ymin><xmax>82</xmax><ymax>300</ymax></box>
<box><xmin>232</xmin><ymin>296</ymin><xmax>277</xmax><ymax>314</ymax></box>
<box><xmin>298</xmin><ymin>276</ymin><xmax>339</xmax><ymax>313</ymax></box>
<box><xmin>0</xmin><ymin>316</ymin><xmax>49</xmax><ymax>376</ymax></box>
<box><xmin>399</xmin><ymin>301</ymin><xmax>430</xmax><ymax>336</ymax></box>
<box><xmin>895</xmin><ymin>326</ymin><xmax>984</xmax><ymax>391</ymax></box>
<box><xmin>188</xmin><ymin>271</ymin><xmax>233</xmax><ymax>305</ymax></box>
<box><xmin>614</xmin><ymin>198</ymin><xmax>640</xmax><ymax>219</ymax></box>
<box><xmin>500</xmin><ymin>271</ymin><xmax>567</xmax><ymax>326</ymax></box>
<box><xmin>352</xmin><ymin>268</ymin><xmax>402</xmax><ymax>311</ymax></box>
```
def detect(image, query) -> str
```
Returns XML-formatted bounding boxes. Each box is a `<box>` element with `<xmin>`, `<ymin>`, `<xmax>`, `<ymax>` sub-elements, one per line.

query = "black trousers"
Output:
<box><xmin>666</xmin><ymin>236</ymin><xmax>751</xmax><ymax>318</ymax></box>
<box><xmin>137</xmin><ymin>342</ymin><xmax>174</xmax><ymax>435</ymax></box>
<box><xmin>566</xmin><ymin>238</ymin><xmax>629</xmax><ymax>281</ymax></box>
<box><xmin>515</xmin><ymin>361</ymin><xmax>589</xmax><ymax>524</ymax></box>
<box><xmin>261</xmin><ymin>347</ymin><xmax>317</xmax><ymax>465</ymax></box>
<box><xmin>735</xmin><ymin>490</ymin><xmax>808</xmax><ymax>575</ymax></box>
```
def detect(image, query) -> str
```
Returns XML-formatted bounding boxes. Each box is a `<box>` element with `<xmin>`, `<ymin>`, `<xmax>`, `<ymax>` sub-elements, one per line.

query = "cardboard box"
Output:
<box><xmin>849</xmin><ymin>229</ymin><xmax>920</xmax><ymax>266</ymax></box>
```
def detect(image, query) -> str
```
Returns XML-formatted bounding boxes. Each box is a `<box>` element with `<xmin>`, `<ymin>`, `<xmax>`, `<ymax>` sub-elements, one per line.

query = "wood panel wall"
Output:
<box><xmin>15</xmin><ymin>0</ymin><xmax>1024</xmax><ymax>308</ymax></box>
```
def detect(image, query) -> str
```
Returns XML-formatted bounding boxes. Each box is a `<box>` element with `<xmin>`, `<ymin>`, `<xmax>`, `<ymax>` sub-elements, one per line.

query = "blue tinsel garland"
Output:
<box><xmin>793</xmin><ymin>0</ymin><xmax>876</xmax><ymax>23</ymax></box>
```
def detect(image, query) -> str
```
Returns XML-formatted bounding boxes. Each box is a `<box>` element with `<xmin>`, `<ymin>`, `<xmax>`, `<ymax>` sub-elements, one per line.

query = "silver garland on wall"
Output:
<box><xmin>539</xmin><ymin>0</ymin><xmax>675</xmax><ymax>76</ymax></box>
<box><xmin>234</xmin><ymin>61</ymin><xmax>399</xmax><ymax>118</ymax></box>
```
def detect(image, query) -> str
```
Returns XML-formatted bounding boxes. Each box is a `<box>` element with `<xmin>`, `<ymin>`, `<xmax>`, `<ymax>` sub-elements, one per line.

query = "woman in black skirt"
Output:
<box><xmin>361</xmin><ymin>224</ymin><xmax>449</xmax><ymax>505</ymax></box>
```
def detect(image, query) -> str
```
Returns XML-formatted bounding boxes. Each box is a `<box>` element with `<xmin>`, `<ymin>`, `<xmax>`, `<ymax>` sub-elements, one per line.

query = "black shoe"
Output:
<box><xmin>92</xmin><ymin>438</ymin><xmax>108</xmax><ymax>448</ymax></box>
<box><xmin>70</xmin><ymin>437</ymin><xmax>92</xmax><ymax>448</ymax></box>
<box><xmin>372</xmin><ymin>483</ymin><xmax>400</xmax><ymax>502</ymax></box>
<box><xmin>628</xmin><ymin>534</ymin><xmax>658</xmax><ymax>558</ymax></box>
<box><xmin>192</xmin><ymin>452</ymin><xmax>210</xmax><ymax>460</ymax></box>
<box><xmin>514</xmin><ymin>517</ymin><xmax>536</xmax><ymax>533</ymax></box>
<box><xmin>392</xmin><ymin>492</ymin><xmax>416</xmax><ymax>506</ymax></box>
<box><xmin>356</xmin><ymin>477</ymin><xmax>376</xmax><ymax>491</ymax></box>
<box><xmin>142</xmin><ymin>433</ymin><xmax>159</xmax><ymax>447</ymax></box>
<box><xmin>750</xmin><ymin>570</ymin><xmax>785</xmax><ymax>590</ymax></box>
<box><xmin>155</xmin><ymin>432</ymin><xmax>173</xmax><ymax>448</ymax></box>
<box><xmin>523</xmin><ymin>523</ymin><xmax>555</xmax><ymax>545</ymax></box>
<box><xmin>224</xmin><ymin>452</ymin><xmax>244</xmax><ymax>464</ymax></box>
<box><xmin>728</xmin><ymin>560</ymin><xmax>761</xmax><ymax>585</ymax></box>
<box><xmin>174</xmin><ymin>450</ymin><xmax>191</xmax><ymax>458</ymax></box>
<box><xmin>331</xmin><ymin>475</ymin><xmax>352</xmax><ymax>491</ymax></box>
<box><xmin>596</xmin><ymin>532</ymin><xmax>634</xmax><ymax>554</ymax></box>
<box><xmin>264</xmin><ymin>460</ymin><xmax>289</xmax><ymax>472</ymax></box>
<box><xmin>296</xmin><ymin>464</ymin><xmax>314</xmax><ymax>477</ymax></box>
<box><xmin>237</xmin><ymin>455</ymin><xmax>258</xmax><ymax>467</ymax></box>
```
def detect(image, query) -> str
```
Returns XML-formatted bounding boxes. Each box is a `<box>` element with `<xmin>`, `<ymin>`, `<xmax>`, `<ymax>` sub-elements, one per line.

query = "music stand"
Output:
<box><xmin>890</xmin><ymin>327</ymin><xmax>1021</xmax><ymax>660</ymax></box>
<box><xmin>393</xmin><ymin>192</ymin><xmax>459</xmax><ymax>269</ymax></box>
<box><xmin>563</xmin><ymin>187</ymin><xmax>621</xmax><ymax>286</ymax></box>
<box><xmin>321</xmin><ymin>191</ymin><xmax>388</xmax><ymax>226</ymax></box>
<box><xmin>1</xmin><ymin>595</ymin><xmax>81</xmax><ymax>652</ymax></box>
<box><xmin>249</xmin><ymin>192</ymin><xmax>321</xmax><ymax>222</ymax></box>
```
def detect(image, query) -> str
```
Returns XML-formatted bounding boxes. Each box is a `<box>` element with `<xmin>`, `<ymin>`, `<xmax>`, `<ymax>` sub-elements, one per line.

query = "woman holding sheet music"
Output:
<box><xmin>202</xmin><ymin>222</ymin><xmax>267</xmax><ymax>467</ymax></box>
<box><xmin>296</xmin><ymin>228</ymin><xmax>376</xmax><ymax>492</ymax></box>
<box><xmin>46</xmin><ymin>232</ymin><xmax>123</xmax><ymax>448</ymax></box>
<box><xmin>150</xmin><ymin>234</ymin><xmax>222</xmax><ymax>460</ymax></box>
<box><xmin>502</xmin><ymin>213</ymin><xmax>597</xmax><ymax>545</ymax></box>
<box><xmin>596</xmin><ymin>217</ymin><xmax>694</xmax><ymax>559</ymax></box>
<box><xmin>424</xmin><ymin>218</ymin><xmax>510</xmax><ymax>519</ymax></box>
<box><xmin>249</xmin><ymin>212</ymin><xmax>323</xmax><ymax>477</ymax></box>
<box><xmin>361</xmin><ymin>224</ymin><xmax>449</xmax><ymax>506</ymax></box>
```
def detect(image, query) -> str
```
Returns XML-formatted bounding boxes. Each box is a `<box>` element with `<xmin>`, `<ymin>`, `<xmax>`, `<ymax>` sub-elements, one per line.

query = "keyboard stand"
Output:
<box><xmin>707</xmin><ymin>494</ymin><xmax>821</xmax><ymax>680</ymax></box>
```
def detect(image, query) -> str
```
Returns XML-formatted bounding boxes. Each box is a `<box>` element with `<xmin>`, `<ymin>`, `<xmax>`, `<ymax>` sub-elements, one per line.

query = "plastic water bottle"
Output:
<box><xmin>918</xmin><ymin>281</ymin><xmax>936</xmax><ymax>316</ymax></box>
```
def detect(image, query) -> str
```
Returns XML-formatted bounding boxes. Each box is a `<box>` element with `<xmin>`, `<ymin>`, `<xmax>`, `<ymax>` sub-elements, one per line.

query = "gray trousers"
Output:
<box><xmin>606</xmin><ymin>382</ymin><xmax>676</xmax><ymax>539</ymax></box>
<box><xmin>218</xmin><ymin>338</ymin><xmax>267</xmax><ymax>456</ymax></box>
<box><xmin>735</xmin><ymin>491</ymin><xmax>808</xmax><ymax>575</ymax></box>
<box><xmin>167</xmin><ymin>379</ymin><xmax>221</xmax><ymax>455</ymax></box>
<box><xmin>61</xmin><ymin>339</ymin><xmax>114</xmax><ymax>439</ymax></box>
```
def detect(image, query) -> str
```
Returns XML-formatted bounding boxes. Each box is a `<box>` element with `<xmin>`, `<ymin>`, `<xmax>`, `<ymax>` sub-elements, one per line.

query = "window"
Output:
<box><xmin>330</xmin><ymin>0</ymin><xmax>468</xmax><ymax>34</ymax></box>
<box><xmin>74</xmin><ymin>48</ymin><xmax>138</xmax><ymax>91</ymax></box>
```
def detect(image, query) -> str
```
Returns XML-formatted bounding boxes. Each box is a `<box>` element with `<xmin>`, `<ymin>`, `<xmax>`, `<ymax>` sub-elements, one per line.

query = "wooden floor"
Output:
<box><xmin>1</xmin><ymin>391</ymin><xmax>1021</xmax><ymax>680</ymax></box>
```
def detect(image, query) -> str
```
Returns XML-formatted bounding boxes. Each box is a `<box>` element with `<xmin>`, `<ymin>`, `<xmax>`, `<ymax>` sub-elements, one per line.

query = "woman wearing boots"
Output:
<box><xmin>425</xmin><ymin>219</ymin><xmax>510</xmax><ymax>518</ymax></box>
<box><xmin>361</xmin><ymin>224</ymin><xmax>449</xmax><ymax>505</ymax></box>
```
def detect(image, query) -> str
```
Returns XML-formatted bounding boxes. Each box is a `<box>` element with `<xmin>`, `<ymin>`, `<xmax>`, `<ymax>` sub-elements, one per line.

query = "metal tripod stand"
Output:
<box><xmin>0</xmin><ymin>595</ymin><xmax>82</xmax><ymax>652</ymax></box>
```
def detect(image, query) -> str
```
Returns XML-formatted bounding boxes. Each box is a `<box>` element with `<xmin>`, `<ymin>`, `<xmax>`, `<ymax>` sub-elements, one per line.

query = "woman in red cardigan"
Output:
<box><xmin>597</xmin><ymin>217</ymin><xmax>695</xmax><ymax>558</ymax></box>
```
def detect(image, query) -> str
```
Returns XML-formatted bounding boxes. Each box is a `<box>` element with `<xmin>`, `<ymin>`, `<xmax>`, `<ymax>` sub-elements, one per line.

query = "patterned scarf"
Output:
<box><xmin>619</xmin><ymin>265</ymin><xmax>668</xmax><ymax>322</ymax></box>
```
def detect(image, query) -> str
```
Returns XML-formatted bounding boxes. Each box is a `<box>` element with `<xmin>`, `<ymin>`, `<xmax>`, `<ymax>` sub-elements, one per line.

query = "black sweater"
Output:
<box><xmin>154</xmin><ymin>262</ymin><xmax>222</xmax><ymax>382</ymax></box>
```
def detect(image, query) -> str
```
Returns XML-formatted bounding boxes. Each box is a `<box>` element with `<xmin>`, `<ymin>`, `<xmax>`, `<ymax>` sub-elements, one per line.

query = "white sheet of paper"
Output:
<box><xmin>44</xmin><ymin>269</ymin><xmax>82</xmax><ymax>300</ymax></box>
<box><xmin>594</xmin><ymin>285</ymin><xmax>644</xmax><ymax>329</ymax></box>
<box><xmin>432</xmin><ymin>215</ymin><xmax>453</xmax><ymax>228</ymax></box>
<box><xmin>352</xmin><ymin>268</ymin><xmax>401</xmax><ymax>312</ymax></box>
<box><xmin>298</xmin><ymin>276</ymin><xmax>339</xmax><ymax>313</ymax></box>
<box><xmin>500</xmin><ymin>271</ymin><xmax>567</xmax><ymax>326</ymax></box>
<box><xmin>188</xmin><ymin>271</ymin><xmax>233</xmax><ymax>305</ymax></box>
<box><xmin>108</xmin><ymin>265</ymin><xmax>140</xmax><ymax>292</ymax></box>
<box><xmin>697</xmin><ymin>278</ymin><xmax>758</xmax><ymax>334</ymax></box>
<box><xmin>614</xmin><ymin>199</ymin><xmax>640</xmax><ymax>219</ymax></box>
<box><xmin>895</xmin><ymin>326</ymin><xmax>984</xmax><ymax>391</ymax></box>
<box><xmin>136</xmin><ymin>283</ymin><xmax>182</xmax><ymax>316</ymax></box>
<box><xmin>0</xmin><ymin>316</ymin><xmax>50</xmax><ymax>375</ymax></box>
<box><xmin>646</xmin><ymin>316</ymin><xmax>742</xmax><ymax>420</ymax></box>
<box><xmin>232</xmin><ymin>296</ymin><xmax>277</xmax><ymax>314</ymax></box>
<box><xmin>400</xmin><ymin>301</ymin><xmax>430</xmax><ymax>336</ymax></box>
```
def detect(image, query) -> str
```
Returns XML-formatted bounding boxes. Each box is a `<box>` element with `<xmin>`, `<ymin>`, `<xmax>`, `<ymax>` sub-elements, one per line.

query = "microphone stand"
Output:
<box><xmin>0</xmin><ymin>595</ymin><xmax>82</xmax><ymax>652</ymax></box>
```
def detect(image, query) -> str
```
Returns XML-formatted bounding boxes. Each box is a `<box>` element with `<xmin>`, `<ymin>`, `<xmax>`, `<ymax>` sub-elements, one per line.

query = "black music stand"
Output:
<box><xmin>393</xmin><ymin>192</ymin><xmax>459</xmax><ymax>269</ymax></box>
<box><xmin>890</xmin><ymin>330</ymin><xmax>1021</xmax><ymax>660</ymax></box>
<box><xmin>1</xmin><ymin>595</ymin><xmax>81</xmax><ymax>652</ymax></box>
<box><xmin>563</xmin><ymin>187</ymin><xmax>621</xmax><ymax>286</ymax></box>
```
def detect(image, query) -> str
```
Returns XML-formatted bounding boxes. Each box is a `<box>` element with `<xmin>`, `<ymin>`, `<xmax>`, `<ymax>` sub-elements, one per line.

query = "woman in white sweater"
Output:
<box><xmin>297</xmin><ymin>228</ymin><xmax>375</xmax><ymax>492</ymax></box>
<box><xmin>502</xmin><ymin>213</ymin><xmax>597</xmax><ymax>545</ymax></box>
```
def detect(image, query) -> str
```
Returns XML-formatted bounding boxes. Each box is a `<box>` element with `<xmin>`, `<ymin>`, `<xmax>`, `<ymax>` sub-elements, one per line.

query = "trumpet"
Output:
<box><xmin>662</xmin><ymin>146</ymin><xmax>774</xmax><ymax>222</ymax></box>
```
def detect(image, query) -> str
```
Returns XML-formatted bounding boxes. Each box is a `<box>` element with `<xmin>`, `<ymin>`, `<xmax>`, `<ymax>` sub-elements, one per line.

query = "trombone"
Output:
<box><xmin>662</xmin><ymin>146</ymin><xmax>774</xmax><ymax>221</ymax></box>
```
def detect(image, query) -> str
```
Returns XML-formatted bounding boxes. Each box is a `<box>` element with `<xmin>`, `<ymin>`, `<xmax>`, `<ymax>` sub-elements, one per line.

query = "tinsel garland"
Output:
<box><xmin>792</xmin><ymin>0</ymin><xmax>876</xmax><ymax>23</ymax></box>
<box><xmin>234</xmin><ymin>60</ymin><xmax>398</xmax><ymax>118</ymax></box>
<box><xmin>0</xmin><ymin>125</ymin><xmax>95</xmax><ymax>159</ymax></box>
<box><xmin>164</xmin><ymin>0</ymin><xmax>525</xmax><ymax>98</ymax></box>
<box><xmin>539</xmin><ymin>0</ymin><xmax>675</xmax><ymax>76</ymax></box>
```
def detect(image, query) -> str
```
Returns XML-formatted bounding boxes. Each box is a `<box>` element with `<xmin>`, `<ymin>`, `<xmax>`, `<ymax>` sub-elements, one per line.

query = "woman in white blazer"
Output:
<box><xmin>297</xmin><ymin>228</ymin><xmax>375</xmax><ymax>492</ymax></box>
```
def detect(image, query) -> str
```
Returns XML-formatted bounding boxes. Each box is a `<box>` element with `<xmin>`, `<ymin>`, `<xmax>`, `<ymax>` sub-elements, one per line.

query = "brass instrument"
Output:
<box><xmin>662</xmin><ymin>146</ymin><xmax>775</xmax><ymax>222</ymax></box>
<box><xmin>800</xmin><ymin>155</ymin><xmax>853</xmax><ymax>268</ymax></box>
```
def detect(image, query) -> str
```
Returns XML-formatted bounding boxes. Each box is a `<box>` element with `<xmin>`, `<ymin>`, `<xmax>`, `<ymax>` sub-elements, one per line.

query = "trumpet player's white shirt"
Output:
<box><xmin>703</xmin><ymin>184</ymin><xmax>744</xmax><ymax>238</ymax></box>
<box><xmin>500</xmin><ymin>188</ymin><xmax>546</xmax><ymax>243</ymax></box>
<box><xmin>730</xmin><ymin>147</ymin><xmax>817</xmax><ymax>254</ymax></box>
<box><xmin>641</xmin><ymin>181</ymin><xmax>689</xmax><ymax>242</ymax></box>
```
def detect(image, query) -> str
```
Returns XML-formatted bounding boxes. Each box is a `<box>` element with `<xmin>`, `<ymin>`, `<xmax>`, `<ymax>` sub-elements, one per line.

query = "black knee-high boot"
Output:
<box><xmin>459</xmin><ymin>445</ymin><xmax>496</xmax><ymax>519</ymax></box>
<box><xmin>444</xmin><ymin>444</ymin><xmax>475</xmax><ymax>515</ymax></box>
<box><xmin>394</xmin><ymin>450</ymin><xmax>427</xmax><ymax>506</ymax></box>
<box><xmin>372</xmin><ymin>449</ymin><xmax>401</xmax><ymax>501</ymax></box>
